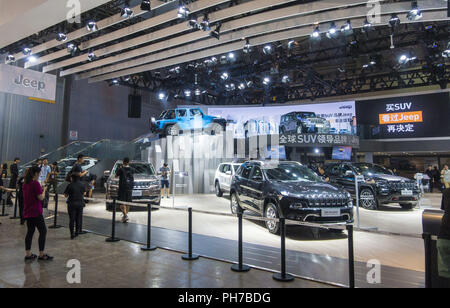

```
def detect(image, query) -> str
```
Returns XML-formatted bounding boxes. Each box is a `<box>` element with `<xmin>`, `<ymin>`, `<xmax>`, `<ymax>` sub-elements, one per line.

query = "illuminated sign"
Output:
<box><xmin>379</xmin><ymin>111</ymin><xmax>423</xmax><ymax>124</ymax></box>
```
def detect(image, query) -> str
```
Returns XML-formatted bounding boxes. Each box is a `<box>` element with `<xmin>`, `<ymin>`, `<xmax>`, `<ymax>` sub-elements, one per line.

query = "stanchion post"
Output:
<box><xmin>182</xmin><ymin>207</ymin><xmax>199</xmax><ymax>260</ymax></box>
<box><xmin>347</xmin><ymin>224</ymin><xmax>355</xmax><ymax>288</ymax></box>
<box><xmin>106</xmin><ymin>199</ymin><xmax>120</xmax><ymax>243</ymax></box>
<box><xmin>0</xmin><ymin>199</ymin><xmax>9</xmax><ymax>217</ymax></box>
<box><xmin>48</xmin><ymin>193</ymin><xmax>62</xmax><ymax>229</ymax></box>
<box><xmin>10</xmin><ymin>188</ymin><xmax>19</xmax><ymax>219</ymax></box>
<box><xmin>231</xmin><ymin>209</ymin><xmax>250</xmax><ymax>272</ymax></box>
<box><xmin>273</xmin><ymin>218</ymin><xmax>294</xmax><ymax>282</ymax></box>
<box><xmin>141</xmin><ymin>203</ymin><xmax>157</xmax><ymax>251</ymax></box>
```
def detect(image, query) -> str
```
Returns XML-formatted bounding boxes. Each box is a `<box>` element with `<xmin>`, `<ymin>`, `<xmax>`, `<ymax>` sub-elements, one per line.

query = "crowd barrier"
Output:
<box><xmin>43</xmin><ymin>192</ymin><xmax>355</xmax><ymax>288</ymax></box>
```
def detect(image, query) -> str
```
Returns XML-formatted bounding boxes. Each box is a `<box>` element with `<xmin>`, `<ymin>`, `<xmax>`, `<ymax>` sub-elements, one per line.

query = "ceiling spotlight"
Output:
<box><xmin>263</xmin><ymin>44</ymin><xmax>272</xmax><ymax>55</ymax></box>
<box><xmin>407</xmin><ymin>1</ymin><xmax>422</xmax><ymax>21</ymax></box>
<box><xmin>341</xmin><ymin>20</ymin><xmax>353</xmax><ymax>35</ymax></box>
<box><xmin>326</xmin><ymin>22</ymin><xmax>338</xmax><ymax>39</ymax></box>
<box><xmin>23</xmin><ymin>48</ymin><xmax>32</xmax><ymax>56</ymax></box>
<box><xmin>243</xmin><ymin>39</ymin><xmax>252</xmax><ymax>53</ymax></box>
<box><xmin>281</xmin><ymin>75</ymin><xmax>290</xmax><ymax>84</ymax></box>
<box><xmin>287</xmin><ymin>40</ymin><xmax>296</xmax><ymax>49</ymax></box>
<box><xmin>140</xmin><ymin>0</ymin><xmax>151</xmax><ymax>11</ymax></box>
<box><xmin>362</xmin><ymin>19</ymin><xmax>373</xmax><ymax>32</ymax></box>
<box><xmin>238</xmin><ymin>83</ymin><xmax>246</xmax><ymax>90</ymax></box>
<box><xmin>227</xmin><ymin>52</ymin><xmax>235</xmax><ymax>60</ymax></box>
<box><xmin>123</xmin><ymin>76</ymin><xmax>131</xmax><ymax>82</ymax></box>
<box><xmin>311</xmin><ymin>26</ymin><xmax>321</xmax><ymax>39</ymax></box>
<box><xmin>86</xmin><ymin>21</ymin><xmax>98</xmax><ymax>32</ymax></box>
<box><xmin>195</xmin><ymin>88</ymin><xmax>201</xmax><ymax>96</ymax></box>
<box><xmin>5</xmin><ymin>54</ymin><xmax>15</xmax><ymax>64</ymax></box>
<box><xmin>399</xmin><ymin>54</ymin><xmax>416</xmax><ymax>64</ymax></box>
<box><xmin>177</xmin><ymin>1</ymin><xmax>190</xmax><ymax>19</ymax></box>
<box><xmin>187</xmin><ymin>17</ymin><xmax>199</xmax><ymax>29</ymax></box>
<box><xmin>389</xmin><ymin>14</ymin><xmax>400</xmax><ymax>28</ymax></box>
<box><xmin>67</xmin><ymin>43</ymin><xmax>79</xmax><ymax>56</ymax></box>
<box><xmin>200</xmin><ymin>14</ymin><xmax>210</xmax><ymax>31</ymax></box>
<box><xmin>111</xmin><ymin>79</ymin><xmax>119</xmax><ymax>85</ymax></box>
<box><xmin>221</xmin><ymin>72</ymin><xmax>229</xmax><ymax>80</ymax></box>
<box><xmin>121</xmin><ymin>2</ymin><xmax>134</xmax><ymax>19</ymax></box>
<box><xmin>210</xmin><ymin>23</ymin><xmax>221</xmax><ymax>40</ymax></box>
<box><xmin>88</xmin><ymin>51</ymin><xmax>96</xmax><ymax>61</ymax></box>
<box><xmin>263</xmin><ymin>77</ymin><xmax>271</xmax><ymax>86</ymax></box>
<box><xmin>158</xmin><ymin>92</ymin><xmax>166</xmax><ymax>100</ymax></box>
<box><xmin>184</xmin><ymin>89</ymin><xmax>191</xmax><ymax>97</ymax></box>
<box><xmin>246</xmin><ymin>80</ymin><xmax>253</xmax><ymax>88</ymax></box>
<box><xmin>56</xmin><ymin>32</ymin><xmax>67</xmax><ymax>42</ymax></box>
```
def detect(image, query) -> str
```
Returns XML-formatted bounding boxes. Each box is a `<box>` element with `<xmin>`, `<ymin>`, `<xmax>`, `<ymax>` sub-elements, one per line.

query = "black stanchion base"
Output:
<box><xmin>0</xmin><ymin>214</ymin><xmax>9</xmax><ymax>217</ymax></box>
<box><xmin>48</xmin><ymin>225</ymin><xmax>62</xmax><ymax>229</ymax></box>
<box><xmin>182</xmin><ymin>254</ymin><xmax>199</xmax><ymax>261</ymax></box>
<box><xmin>77</xmin><ymin>230</ymin><xmax>89</xmax><ymax>235</ymax></box>
<box><xmin>106</xmin><ymin>237</ymin><xmax>120</xmax><ymax>243</ymax></box>
<box><xmin>273</xmin><ymin>273</ymin><xmax>294</xmax><ymax>282</ymax></box>
<box><xmin>141</xmin><ymin>245</ymin><xmax>157</xmax><ymax>251</ymax></box>
<box><xmin>9</xmin><ymin>216</ymin><xmax>20</xmax><ymax>220</ymax></box>
<box><xmin>231</xmin><ymin>264</ymin><xmax>251</xmax><ymax>272</ymax></box>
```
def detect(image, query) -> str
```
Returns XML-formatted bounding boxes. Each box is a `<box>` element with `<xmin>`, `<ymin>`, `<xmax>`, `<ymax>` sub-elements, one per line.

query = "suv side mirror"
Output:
<box><xmin>104</xmin><ymin>170</ymin><xmax>111</xmax><ymax>178</ymax></box>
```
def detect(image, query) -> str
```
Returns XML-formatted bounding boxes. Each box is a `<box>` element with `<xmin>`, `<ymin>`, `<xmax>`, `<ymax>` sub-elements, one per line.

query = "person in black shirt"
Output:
<box><xmin>64</xmin><ymin>175</ymin><xmax>85</xmax><ymax>239</ymax></box>
<box><xmin>46</xmin><ymin>162</ymin><xmax>59</xmax><ymax>200</ymax></box>
<box><xmin>437</xmin><ymin>188</ymin><xmax>450</xmax><ymax>279</ymax></box>
<box><xmin>115</xmin><ymin>157</ymin><xmax>134</xmax><ymax>223</ymax></box>
<box><xmin>6</xmin><ymin>157</ymin><xmax>19</xmax><ymax>205</ymax></box>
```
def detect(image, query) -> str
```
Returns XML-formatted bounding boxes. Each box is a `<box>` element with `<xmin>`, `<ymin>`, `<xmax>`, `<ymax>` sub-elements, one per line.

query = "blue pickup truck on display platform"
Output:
<box><xmin>150</xmin><ymin>108</ymin><xmax>227</xmax><ymax>136</ymax></box>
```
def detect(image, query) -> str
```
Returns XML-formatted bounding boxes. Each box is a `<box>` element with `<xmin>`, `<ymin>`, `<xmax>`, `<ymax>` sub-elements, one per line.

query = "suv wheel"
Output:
<box><xmin>359</xmin><ymin>188</ymin><xmax>378</xmax><ymax>210</ymax></box>
<box><xmin>230</xmin><ymin>193</ymin><xmax>241</xmax><ymax>214</ymax></box>
<box><xmin>165</xmin><ymin>125</ymin><xmax>179</xmax><ymax>136</ymax></box>
<box><xmin>265</xmin><ymin>203</ymin><xmax>280</xmax><ymax>234</ymax></box>
<box><xmin>215</xmin><ymin>181</ymin><xmax>223</xmax><ymax>197</ymax></box>
<box><xmin>399</xmin><ymin>203</ymin><xmax>414</xmax><ymax>210</ymax></box>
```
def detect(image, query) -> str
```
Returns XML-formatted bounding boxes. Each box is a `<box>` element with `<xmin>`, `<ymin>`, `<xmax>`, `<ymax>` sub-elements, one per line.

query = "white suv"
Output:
<box><xmin>214</xmin><ymin>163</ymin><xmax>242</xmax><ymax>197</ymax></box>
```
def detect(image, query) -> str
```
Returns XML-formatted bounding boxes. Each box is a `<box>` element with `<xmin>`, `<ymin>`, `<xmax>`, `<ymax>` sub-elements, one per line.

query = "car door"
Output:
<box><xmin>221</xmin><ymin>164</ymin><xmax>231</xmax><ymax>191</ymax></box>
<box><xmin>246</xmin><ymin>166</ymin><xmax>265</xmax><ymax>213</ymax></box>
<box><xmin>235</xmin><ymin>164</ymin><xmax>253</xmax><ymax>207</ymax></box>
<box><xmin>176</xmin><ymin>109</ymin><xmax>189</xmax><ymax>131</ymax></box>
<box><xmin>337</xmin><ymin>164</ymin><xmax>357</xmax><ymax>195</ymax></box>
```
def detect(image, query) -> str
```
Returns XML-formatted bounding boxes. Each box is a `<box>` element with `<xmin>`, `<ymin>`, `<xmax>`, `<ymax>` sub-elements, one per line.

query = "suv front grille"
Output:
<box><xmin>305</xmin><ymin>195</ymin><xmax>349</xmax><ymax>208</ymax></box>
<box><xmin>389</xmin><ymin>181</ymin><xmax>415</xmax><ymax>191</ymax></box>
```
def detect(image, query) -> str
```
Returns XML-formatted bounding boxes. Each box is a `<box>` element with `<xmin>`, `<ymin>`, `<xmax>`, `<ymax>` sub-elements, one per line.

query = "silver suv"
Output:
<box><xmin>105</xmin><ymin>160</ymin><xmax>161</xmax><ymax>210</ymax></box>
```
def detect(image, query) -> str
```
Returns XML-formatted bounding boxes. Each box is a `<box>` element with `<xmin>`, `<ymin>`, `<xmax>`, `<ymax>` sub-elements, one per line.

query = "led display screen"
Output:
<box><xmin>332</xmin><ymin>146</ymin><xmax>352</xmax><ymax>160</ymax></box>
<box><xmin>356</xmin><ymin>93</ymin><xmax>450</xmax><ymax>139</ymax></box>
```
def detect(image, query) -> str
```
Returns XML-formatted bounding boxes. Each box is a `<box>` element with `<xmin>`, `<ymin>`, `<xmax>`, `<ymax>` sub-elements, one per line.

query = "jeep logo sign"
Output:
<box><xmin>14</xmin><ymin>75</ymin><xmax>46</xmax><ymax>91</ymax></box>
<box><xmin>0</xmin><ymin>64</ymin><xmax>56</xmax><ymax>101</ymax></box>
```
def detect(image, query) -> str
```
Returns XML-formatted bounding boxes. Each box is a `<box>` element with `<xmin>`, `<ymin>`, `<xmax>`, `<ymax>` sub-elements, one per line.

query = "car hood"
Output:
<box><xmin>366</xmin><ymin>174</ymin><xmax>413</xmax><ymax>182</ymax></box>
<box><xmin>108</xmin><ymin>174</ymin><xmax>159</xmax><ymax>182</ymax></box>
<box><xmin>272</xmin><ymin>180</ymin><xmax>346</xmax><ymax>195</ymax></box>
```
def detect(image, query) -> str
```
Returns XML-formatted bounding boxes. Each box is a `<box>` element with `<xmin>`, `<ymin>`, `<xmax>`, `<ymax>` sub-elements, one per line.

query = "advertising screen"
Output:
<box><xmin>205</xmin><ymin>101</ymin><xmax>356</xmax><ymax>138</ymax></box>
<box><xmin>265</xmin><ymin>145</ymin><xmax>287</xmax><ymax>160</ymax></box>
<box><xmin>332</xmin><ymin>146</ymin><xmax>352</xmax><ymax>161</ymax></box>
<box><xmin>356</xmin><ymin>93</ymin><xmax>450</xmax><ymax>139</ymax></box>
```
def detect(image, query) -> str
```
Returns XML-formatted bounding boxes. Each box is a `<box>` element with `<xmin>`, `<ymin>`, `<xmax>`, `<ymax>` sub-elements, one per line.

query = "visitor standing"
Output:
<box><xmin>433</xmin><ymin>166</ymin><xmax>442</xmax><ymax>192</ymax></box>
<box><xmin>115</xmin><ymin>158</ymin><xmax>134</xmax><ymax>223</ymax></box>
<box><xmin>441</xmin><ymin>165</ymin><xmax>450</xmax><ymax>190</ymax></box>
<box><xmin>6</xmin><ymin>157</ymin><xmax>19</xmax><ymax>206</ymax></box>
<box><xmin>22</xmin><ymin>166</ymin><xmax>53</xmax><ymax>261</ymax></box>
<box><xmin>46</xmin><ymin>162</ymin><xmax>59</xmax><ymax>199</ymax></box>
<box><xmin>159</xmin><ymin>163</ymin><xmax>171</xmax><ymax>199</ymax></box>
<box><xmin>64</xmin><ymin>174</ymin><xmax>85</xmax><ymax>239</ymax></box>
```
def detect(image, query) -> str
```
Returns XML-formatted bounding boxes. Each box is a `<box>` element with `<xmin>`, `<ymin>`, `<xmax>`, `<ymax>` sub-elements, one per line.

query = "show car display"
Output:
<box><xmin>214</xmin><ymin>162</ymin><xmax>242</xmax><ymax>197</ymax></box>
<box><xmin>105</xmin><ymin>160</ymin><xmax>161</xmax><ymax>210</ymax></box>
<box><xmin>150</xmin><ymin>108</ymin><xmax>227</xmax><ymax>136</ymax></box>
<box><xmin>279</xmin><ymin>112</ymin><xmax>331</xmax><ymax>134</ymax></box>
<box><xmin>323</xmin><ymin>162</ymin><xmax>420</xmax><ymax>210</ymax></box>
<box><xmin>229</xmin><ymin>161</ymin><xmax>353</xmax><ymax>234</ymax></box>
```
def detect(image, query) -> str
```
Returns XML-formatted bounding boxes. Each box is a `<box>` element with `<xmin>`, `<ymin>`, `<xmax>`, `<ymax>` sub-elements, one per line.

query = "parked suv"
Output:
<box><xmin>214</xmin><ymin>162</ymin><xmax>242</xmax><ymax>197</ymax></box>
<box><xmin>57</xmin><ymin>157</ymin><xmax>99</xmax><ymax>181</ymax></box>
<box><xmin>279</xmin><ymin>112</ymin><xmax>330</xmax><ymax>134</ymax></box>
<box><xmin>323</xmin><ymin>162</ymin><xmax>420</xmax><ymax>210</ymax></box>
<box><xmin>230</xmin><ymin>161</ymin><xmax>353</xmax><ymax>234</ymax></box>
<box><xmin>150</xmin><ymin>108</ymin><xmax>227</xmax><ymax>136</ymax></box>
<box><xmin>105</xmin><ymin>160</ymin><xmax>161</xmax><ymax>210</ymax></box>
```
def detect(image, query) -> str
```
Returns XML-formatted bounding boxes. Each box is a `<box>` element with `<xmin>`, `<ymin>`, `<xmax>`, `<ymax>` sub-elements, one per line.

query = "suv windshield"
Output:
<box><xmin>264</xmin><ymin>163</ymin><xmax>320</xmax><ymax>182</ymax></box>
<box><xmin>354</xmin><ymin>163</ymin><xmax>392</xmax><ymax>176</ymax></box>
<box><xmin>115</xmin><ymin>163</ymin><xmax>155</xmax><ymax>175</ymax></box>
<box><xmin>296</xmin><ymin>112</ymin><xmax>316</xmax><ymax>118</ymax></box>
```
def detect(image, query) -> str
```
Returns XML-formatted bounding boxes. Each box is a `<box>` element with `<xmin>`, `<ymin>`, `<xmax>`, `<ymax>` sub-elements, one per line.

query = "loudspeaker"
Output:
<box><xmin>128</xmin><ymin>95</ymin><xmax>142</xmax><ymax>118</ymax></box>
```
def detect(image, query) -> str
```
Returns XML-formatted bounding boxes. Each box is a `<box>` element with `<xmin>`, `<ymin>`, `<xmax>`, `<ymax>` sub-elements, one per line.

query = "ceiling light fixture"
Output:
<box><xmin>86</xmin><ymin>20</ymin><xmax>98</xmax><ymax>32</ymax></box>
<box><xmin>407</xmin><ymin>1</ymin><xmax>422</xmax><ymax>21</ymax></box>
<box><xmin>177</xmin><ymin>1</ymin><xmax>190</xmax><ymax>19</ymax></box>
<box><xmin>311</xmin><ymin>26</ymin><xmax>321</xmax><ymax>39</ymax></box>
<box><xmin>389</xmin><ymin>14</ymin><xmax>400</xmax><ymax>28</ymax></box>
<box><xmin>140</xmin><ymin>0</ymin><xmax>151</xmax><ymax>11</ymax></box>
<box><xmin>5</xmin><ymin>54</ymin><xmax>15</xmax><ymax>64</ymax></box>
<box><xmin>200</xmin><ymin>14</ymin><xmax>210</xmax><ymax>31</ymax></box>
<box><xmin>210</xmin><ymin>23</ymin><xmax>221</xmax><ymax>40</ymax></box>
<box><xmin>23</xmin><ymin>47</ymin><xmax>32</xmax><ymax>56</ymax></box>
<box><xmin>56</xmin><ymin>32</ymin><xmax>67</xmax><ymax>42</ymax></box>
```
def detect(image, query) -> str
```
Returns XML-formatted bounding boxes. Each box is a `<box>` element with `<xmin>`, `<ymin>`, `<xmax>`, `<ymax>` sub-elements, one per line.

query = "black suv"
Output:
<box><xmin>323</xmin><ymin>163</ymin><xmax>420</xmax><ymax>210</ymax></box>
<box><xmin>230</xmin><ymin>161</ymin><xmax>353</xmax><ymax>234</ymax></box>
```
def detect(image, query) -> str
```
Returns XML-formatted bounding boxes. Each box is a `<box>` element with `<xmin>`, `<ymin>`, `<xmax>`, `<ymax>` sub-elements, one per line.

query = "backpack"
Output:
<box><xmin>122</xmin><ymin>167</ymin><xmax>134</xmax><ymax>191</ymax></box>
